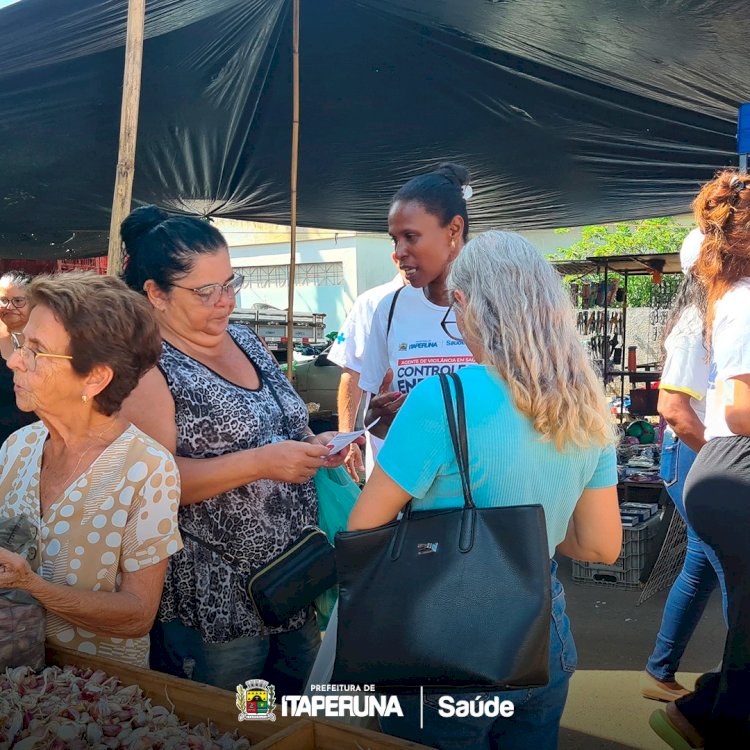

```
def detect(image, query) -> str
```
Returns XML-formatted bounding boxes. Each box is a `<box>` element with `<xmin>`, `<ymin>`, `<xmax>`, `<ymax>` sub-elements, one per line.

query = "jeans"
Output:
<box><xmin>645</xmin><ymin>433</ymin><xmax>728</xmax><ymax>682</ymax></box>
<box><xmin>150</xmin><ymin>612</ymin><xmax>320</xmax><ymax>696</ymax></box>
<box><xmin>379</xmin><ymin>561</ymin><xmax>576</xmax><ymax>750</ymax></box>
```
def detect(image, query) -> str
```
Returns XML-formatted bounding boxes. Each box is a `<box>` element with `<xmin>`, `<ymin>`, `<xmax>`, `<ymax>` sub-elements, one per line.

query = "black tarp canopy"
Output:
<box><xmin>0</xmin><ymin>0</ymin><xmax>746</xmax><ymax>259</ymax></box>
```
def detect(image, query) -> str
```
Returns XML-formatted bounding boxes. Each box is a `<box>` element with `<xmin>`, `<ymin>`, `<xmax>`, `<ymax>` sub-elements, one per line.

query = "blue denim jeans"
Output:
<box><xmin>645</xmin><ymin>433</ymin><xmax>727</xmax><ymax>682</ymax></box>
<box><xmin>379</xmin><ymin>561</ymin><xmax>576</xmax><ymax>750</ymax></box>
<box><xmin>150</xmin><ymin>612</ymin><xmax>320</xmax><ymax>696</ymax></box>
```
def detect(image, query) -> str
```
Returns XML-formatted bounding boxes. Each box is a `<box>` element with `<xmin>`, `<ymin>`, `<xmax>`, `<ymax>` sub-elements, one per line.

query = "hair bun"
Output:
<box><xmin>435</xmin><ymin>162</ymin><xmax>471</xmax><ymax>190</ymax></box>
<box><xmin>120</xmin><ymin>205</ymin><xmax>169</xmax><ymax>254</ymax></box>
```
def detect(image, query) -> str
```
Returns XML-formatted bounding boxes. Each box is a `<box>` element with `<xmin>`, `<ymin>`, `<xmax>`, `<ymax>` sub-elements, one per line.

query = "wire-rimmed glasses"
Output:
<box><xmin>440</xmin><ymin>302</ymin><xmax>463</xmax><ymax>342</ymax></box>
<box><xmin>10</xmin><ymin>333</ymin><xmax>73</xmax><ymax>371</ymax></box>
<box><xmin>171</xmin><ymin>273</ymin><xmax>245</xmax><ymax>306</ymax></box>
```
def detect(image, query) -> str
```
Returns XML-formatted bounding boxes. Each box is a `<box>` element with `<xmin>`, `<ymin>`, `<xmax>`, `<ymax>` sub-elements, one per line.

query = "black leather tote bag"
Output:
<box><xmin>331</xmin><ymin>371</ymin><xmax>551</xmax><ymax>691</ymax></box>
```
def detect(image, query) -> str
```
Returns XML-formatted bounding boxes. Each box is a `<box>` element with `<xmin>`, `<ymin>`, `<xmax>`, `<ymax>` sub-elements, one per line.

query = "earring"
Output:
<box><xmin>82</xmin><ymin>394</ymin><xmax>89</xmax><ymax>404</ymax></box>
<box><xmin>451</xmin><ymin>238</ymin><xmax>456</xmax><ymax>249</ymax></box>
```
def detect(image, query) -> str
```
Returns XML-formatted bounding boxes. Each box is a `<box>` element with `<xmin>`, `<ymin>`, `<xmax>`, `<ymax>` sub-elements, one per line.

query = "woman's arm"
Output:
<box><xmin>348</xmin><ymin>464</ymin><xmax>411</xmax><ymax>530</ymax></box>
<box><xmin>724</xmin><ymin>375</ymin><xmax>750</xmax><ymax>436</ymax></box>
<box><xmin>121</xmin><ymin>368</ymin><xmax>331</xmax><ymax>504</ymax></box>
<box><xmin>556</xmin><ymin>486</ymin><xmax>621</xmax><ymax>564</ymax></box>
<box><xmin>0</xmin><ymin>549</ymin><xmax>167</xmax><ymax>639</ymax></box>
<box><xmin>657</xmin><ymin>389</ymin><xmax>706</xmax><ymax>452</ymax></box>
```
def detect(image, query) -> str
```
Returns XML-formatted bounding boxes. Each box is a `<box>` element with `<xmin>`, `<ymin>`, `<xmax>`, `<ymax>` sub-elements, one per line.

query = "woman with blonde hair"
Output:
<box><xmin>650</xmin><ymin>170</ymin><xmax>750</xmax><ymax>749</ymax></box>
<box><xmin>349</xmin><ymin>231</ymin><xmax>622</xmax><ymax>749</ymax></box>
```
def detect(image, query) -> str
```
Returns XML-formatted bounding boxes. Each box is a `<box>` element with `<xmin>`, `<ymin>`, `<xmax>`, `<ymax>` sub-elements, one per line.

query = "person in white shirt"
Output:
<box><xmin>641</xmin><ymin>228</ymin><xmax>727</xmax><ymax>703</ymax></box>
<box><xmin>359</xmin><ymin>163</ymin><xmax>476</xmax><ymax>473</ymax></box>
<box><xmin>650</xmin><ymin>171</ymin><xmax>750</xmax><ymax>750</ymax></box>
<box><xmin>327</xmin><ymin>266</ymin><xmax>405</xmax><ymax>480</ymax></box>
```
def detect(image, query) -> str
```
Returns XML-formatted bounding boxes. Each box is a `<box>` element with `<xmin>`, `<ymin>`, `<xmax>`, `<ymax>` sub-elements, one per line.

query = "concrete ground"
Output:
<box><xmin>556</xmin><ymin>554</ymin><xmax>725</xmax><ymax>750</ymax></box>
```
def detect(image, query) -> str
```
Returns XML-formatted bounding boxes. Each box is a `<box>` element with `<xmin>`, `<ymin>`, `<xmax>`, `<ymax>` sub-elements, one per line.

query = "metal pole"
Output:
<box><xmin>106</xmin><ymin>0</ymin><xmax>146</xmax><ymax>275</ymax></box>
<box><xmin>285</xmin><ymin>0</ymin><xmax>300</xmax><ymax>381</ymax></box>
<box><xmin>621</xmin><ymin>271</ymin><xmax>629</xmax><ymax>424</ymax></box>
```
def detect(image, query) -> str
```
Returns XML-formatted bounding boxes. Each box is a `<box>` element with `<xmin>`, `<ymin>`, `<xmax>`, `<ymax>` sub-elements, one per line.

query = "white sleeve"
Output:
<box><xmin>660</xmin><ymin>309</ymin><xmax>709</xmax><ymax>400</ymax></box>
<box><xmin>327</xmin><ymin>296</ymin><xmax>367</xmax><ymax>371</ymax></box>
<box><xmin>358</xmin><ymin>296</ymin><xmax>391</xmax><ymax>394</ymax></box>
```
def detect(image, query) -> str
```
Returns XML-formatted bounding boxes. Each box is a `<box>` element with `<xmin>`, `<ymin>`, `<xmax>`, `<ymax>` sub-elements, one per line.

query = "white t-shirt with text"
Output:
<box><xmin>359</xmin><ymin>285</ymin><xmax>475</xmax><ymax>471</ymax></box>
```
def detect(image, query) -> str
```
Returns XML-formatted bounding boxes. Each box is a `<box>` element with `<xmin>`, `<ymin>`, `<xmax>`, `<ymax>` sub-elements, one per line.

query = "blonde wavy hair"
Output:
<box><xmin>447</xmin><ymin>231</ymin><xmax>614</xmax><ymax>450</ymax></box>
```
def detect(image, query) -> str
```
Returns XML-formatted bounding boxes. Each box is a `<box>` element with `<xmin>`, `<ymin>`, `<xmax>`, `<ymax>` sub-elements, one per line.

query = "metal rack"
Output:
<box><xmin>552</xmin><ymin>252</ymin><xmax>683</xmax><ymax>422</ymax></box>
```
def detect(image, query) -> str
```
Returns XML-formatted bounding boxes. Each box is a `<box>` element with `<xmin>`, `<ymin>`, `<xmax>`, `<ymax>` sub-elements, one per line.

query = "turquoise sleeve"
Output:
<box><xmin>376</xmin><ymin>376</ymin><xmax>450</xmax><ymax>499</ymax></box>
<box><xmin>585</xmin><ymin>444</ymin><xmax>618</xmax><ymax>489</ymax></box>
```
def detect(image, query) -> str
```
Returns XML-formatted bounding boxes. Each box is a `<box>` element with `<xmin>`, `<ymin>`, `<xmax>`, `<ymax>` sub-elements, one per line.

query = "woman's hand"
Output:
<box><xmin>365</xmin><ymin>369</ymin><xmax>407</xmax><ymax>440</ymax></box>
<box><xmin>0</xmin><ymin>547</ymin><xmax>34</xmax><ymax>590</ymax></box>
<box><xmin>342</xmin><ymin>442</ymin><xmax>364</xmax><ymax>482</ymax></box>
<box><xmin>311</xmin><ymin>432</ymin><xmax>366</xmax><ymax>472</ymax></box>
<box><xmin>257</xmin><ymin>440</ymin><xmax>330</xmax><ymax>483</ymax></box>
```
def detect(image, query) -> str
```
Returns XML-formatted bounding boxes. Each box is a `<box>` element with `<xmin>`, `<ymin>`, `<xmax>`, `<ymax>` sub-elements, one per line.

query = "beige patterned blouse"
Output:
<box><xmin>0</xmin><ymin>422</ymin><xmax>182</xmax><ymax>667</ymax></box>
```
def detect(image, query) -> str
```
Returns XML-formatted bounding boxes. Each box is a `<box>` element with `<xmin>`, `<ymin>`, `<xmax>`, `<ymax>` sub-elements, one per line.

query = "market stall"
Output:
<box><xmin>552</xmin><ymin>252</ymin><xmax>686</xmax><ymax>594</ymax></box>
<box><xmin>0</xmin><ymin>644</ymin><xmax>432</xmax><ymax>749</ymax></box>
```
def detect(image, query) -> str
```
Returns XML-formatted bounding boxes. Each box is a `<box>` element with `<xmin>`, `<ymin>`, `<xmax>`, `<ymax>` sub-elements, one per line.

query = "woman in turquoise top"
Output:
<box><xmin>349</xmin><ymin>230</ymin><xmax>622</xmax><ymax>750</ymax></box>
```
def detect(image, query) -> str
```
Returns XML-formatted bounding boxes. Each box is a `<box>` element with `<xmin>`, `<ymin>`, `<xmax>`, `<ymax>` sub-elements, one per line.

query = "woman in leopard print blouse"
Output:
<box><xmin>121</xmin><ymin>205</ymin><xmax>355</xmax><ymax>694</ymax></box>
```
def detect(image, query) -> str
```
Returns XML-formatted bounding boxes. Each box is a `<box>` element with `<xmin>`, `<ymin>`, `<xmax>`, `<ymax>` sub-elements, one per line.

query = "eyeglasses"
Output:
<box><xmin>0</xmin><ymin>296</ymin><xmax>27</xmax><ymax>310</ymax></box>
<box><xmin>11</xmin><ymin>333</ymin><xmax>73</xmax><ymax>371</ymax></box>
<box><xmin>171</xmin><ymin>273</ymin><xmax>245</xmax><ymax>306</ymax></box>
<box><xmin>441</xmin><ymin>302</ymin><xmax>463</xmax><ymax>342</ymax></box>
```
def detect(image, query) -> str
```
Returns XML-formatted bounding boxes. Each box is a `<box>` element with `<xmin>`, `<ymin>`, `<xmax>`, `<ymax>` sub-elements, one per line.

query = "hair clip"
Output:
<box><xmin>730</xmin><ymin>176</ymin><xmax>746</xmax><ymax>193</ymax></box>
<box><xmin>461</xmin><ymin>184</ymin><xmax>474</xmax><ymax>201</ymax></box>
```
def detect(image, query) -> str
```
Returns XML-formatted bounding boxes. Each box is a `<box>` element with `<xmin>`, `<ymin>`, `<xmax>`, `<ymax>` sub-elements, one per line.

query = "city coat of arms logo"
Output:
<box><xmin>236</xmin><ymin>679</ymin><xmax>276</xmax><ymax>721</ymax></box>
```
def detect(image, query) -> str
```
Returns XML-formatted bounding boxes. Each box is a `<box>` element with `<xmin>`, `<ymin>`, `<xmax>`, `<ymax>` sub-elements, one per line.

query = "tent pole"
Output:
<box><xmin>286</xmin><ymin>0</ymin><xmax>300</xmax><ymax>381</ymax></box>
<box><xmin>106</xmin><ymin>0</ymin><xmax>146</xmax><ymax>276</ymax></box>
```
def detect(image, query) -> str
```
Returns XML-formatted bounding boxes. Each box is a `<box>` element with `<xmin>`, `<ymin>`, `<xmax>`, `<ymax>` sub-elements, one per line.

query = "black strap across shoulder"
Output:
<box><xmin>438</xmin><ymin>372</ymin><xmax>475</xmax><ymax>509</ymax></box>
<box><xmin>386</xmin><ymin>285</ymin><xmax>405</xmax><ymax>338</ymax></box>
<box><xmin>180</xmin><ymin>527</ymin><xmax>241</xmax><ymax>567</ymax></box>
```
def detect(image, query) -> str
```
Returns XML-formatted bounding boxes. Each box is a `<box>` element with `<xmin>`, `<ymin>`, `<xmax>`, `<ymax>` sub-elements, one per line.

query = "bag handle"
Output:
<box><xmin>389</xmin><ymin>371</ymin><xmax>476</xmax><ymax>561</ymax></box>
<box><xmin>440</xmin><ymin>371</ymin><xmax>476</xmax><ymax>553</ymax></box>
<box><xmin>439</xmin><ymin>373</ymin><xmax>475</xmax><ymax>510</ymax></box>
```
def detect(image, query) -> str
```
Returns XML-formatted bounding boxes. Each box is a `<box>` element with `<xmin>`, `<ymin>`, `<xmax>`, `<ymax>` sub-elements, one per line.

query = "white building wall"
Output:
<box><xmin>223</xmin><ymin>217</ymin><xmax>693</xmax><ymax>333</ymax></box>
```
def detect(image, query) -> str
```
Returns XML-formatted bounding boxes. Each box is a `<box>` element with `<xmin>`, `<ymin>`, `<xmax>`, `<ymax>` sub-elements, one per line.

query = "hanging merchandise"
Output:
<box><xmin>649</xmin><ymin>276</ymin><xmax>681</xmax><ymax>342</ymax></box>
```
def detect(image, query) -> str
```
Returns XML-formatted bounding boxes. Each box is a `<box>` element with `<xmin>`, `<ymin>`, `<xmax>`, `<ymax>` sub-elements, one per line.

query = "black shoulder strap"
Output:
<box><xmin>264</xmin><ymin>371</ymin><xmax>295</xmax><ymax>440</ymax></box>
<box><xmin>386</xmin><ymin>285</ymin><xmax>405</xmax><ymax>338</ymax></box>
<box><xmin>439</xmin><ymin>372</ymin><xmax>474</xmax><ymax>509</ymax></box>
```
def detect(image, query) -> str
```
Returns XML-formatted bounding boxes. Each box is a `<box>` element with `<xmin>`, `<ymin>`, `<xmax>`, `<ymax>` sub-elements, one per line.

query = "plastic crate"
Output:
<box><xmin>571</xmin><ymin>513</ymin><xmax>661</xmax><ymax>589</ymax></box>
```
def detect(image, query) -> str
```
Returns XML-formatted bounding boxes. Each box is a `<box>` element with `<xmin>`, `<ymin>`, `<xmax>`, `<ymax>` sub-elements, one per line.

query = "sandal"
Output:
<box><xmin>649</xmin><ymin>705</ymin><xmax>705</xmax><ymax>749</ymax></box>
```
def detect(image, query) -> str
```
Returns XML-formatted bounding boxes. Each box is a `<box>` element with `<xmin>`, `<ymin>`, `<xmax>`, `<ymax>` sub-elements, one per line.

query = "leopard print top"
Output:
<box><xmin>156</xmin><ymin>325</ymin><xmax>317</xmax><ymax>643</ymax></box>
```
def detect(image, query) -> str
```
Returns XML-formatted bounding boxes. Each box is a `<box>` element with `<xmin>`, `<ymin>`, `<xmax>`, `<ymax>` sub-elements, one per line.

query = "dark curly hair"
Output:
<box><xmin>392</xmin><ymin>163</ymin><xmax>472</xmax><ymax>240</ymax></box>
<box><xmin>120</xmin><ymin>205</ymin><xmax>227</xmax><ymax>293</ymax></box>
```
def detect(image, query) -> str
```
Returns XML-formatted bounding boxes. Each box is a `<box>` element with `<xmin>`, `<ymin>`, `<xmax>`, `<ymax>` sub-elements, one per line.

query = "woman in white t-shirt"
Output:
<box><xmin>650</xmin><ymin>171</ymin><xmax>750</xmax><ymax>749</ymax></box>
<box><xmin>359</xmin><ymin>163</ymin><xmax>475</xmax><ymax>472</ymax></box>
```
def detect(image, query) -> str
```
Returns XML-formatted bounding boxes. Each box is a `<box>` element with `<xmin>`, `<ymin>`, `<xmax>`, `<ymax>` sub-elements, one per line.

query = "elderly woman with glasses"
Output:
<box><xmin>120</xmin><ymin>205</ymin><xmax>357</xmax><ymax>694</ymax></box>
<box><xmin>0</xmin><ymin>271</ymin><xmax>37</xmax><ymax>442</ymax></box>
<box><xmin>0</xmin><ymin>272</ymin><xmax>182</xmax><ymax>667</ymax></box>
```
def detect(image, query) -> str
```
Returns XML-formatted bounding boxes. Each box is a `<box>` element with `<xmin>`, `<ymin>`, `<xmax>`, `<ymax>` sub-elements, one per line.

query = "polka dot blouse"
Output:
<box><xmin>0</xmin><ymin>422</ymin><xmax>182</xmax><ymax>667</ymax></box>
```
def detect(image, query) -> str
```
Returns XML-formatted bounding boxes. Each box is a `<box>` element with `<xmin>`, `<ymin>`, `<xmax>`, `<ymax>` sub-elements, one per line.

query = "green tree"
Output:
<box><xmin>550</xmin><ymin>218</ymin><xmax>689</xmax><ymax>307</ymax></box>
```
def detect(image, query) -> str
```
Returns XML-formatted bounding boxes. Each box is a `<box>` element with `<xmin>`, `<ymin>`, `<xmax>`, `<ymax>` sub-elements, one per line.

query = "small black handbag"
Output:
<box><xmin>246</xmin><ymin>526</ymin><xmax>337</xmax><ymax>627</ymax></box>
<box><xmin>180</xmin><ymin>525</ymin><xmax>337</xmax><ymax>628</ymax></box>
<box><xmin>331</xmin><ymin>371</ymin><xmax>552</xmax><ymax>691</ymax></box>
